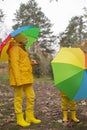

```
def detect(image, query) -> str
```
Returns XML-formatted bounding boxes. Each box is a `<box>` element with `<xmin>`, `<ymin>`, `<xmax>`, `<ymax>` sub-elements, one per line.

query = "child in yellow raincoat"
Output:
<box><xmin>60</xmin><ymin>92</ymin><xmax>80</xmax><ymax>123</ymax></box>
<box><xmin>60</xmin><ymin>40</ymin><xmax>87</xmax><ymax>124</ymax></box>
<box><xmin>7</xmin><ymin>33</ymin><xmax>41</xmax><ymax>127</ymax></box>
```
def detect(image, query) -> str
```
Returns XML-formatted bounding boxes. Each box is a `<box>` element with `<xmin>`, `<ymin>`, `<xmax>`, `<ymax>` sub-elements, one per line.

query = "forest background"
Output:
<box><xmin>0</xmin><ymin>0</ymin><xmax>87</xmax><ymax>79</ymax></box>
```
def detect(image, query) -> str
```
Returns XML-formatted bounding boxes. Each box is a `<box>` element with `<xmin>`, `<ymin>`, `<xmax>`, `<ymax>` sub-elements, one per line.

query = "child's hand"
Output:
<box><xmin>31</xmin><ymin>59</ymin><xmax>40</xmax><ymax>65</ymax></box>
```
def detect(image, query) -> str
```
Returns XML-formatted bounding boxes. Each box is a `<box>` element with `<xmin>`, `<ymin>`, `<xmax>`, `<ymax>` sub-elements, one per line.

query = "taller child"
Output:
<box><xmin>7</xmin><ymin>33</ymin><xmax>41</xmax><ymax>127</ymax></box>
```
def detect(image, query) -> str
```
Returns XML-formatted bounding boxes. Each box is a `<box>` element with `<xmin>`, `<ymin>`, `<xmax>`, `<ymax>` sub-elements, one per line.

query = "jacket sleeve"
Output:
<box><xmin>9</xmin><ymin>46</ymin><xmax>22</xmax><ymax>86</ymax></box>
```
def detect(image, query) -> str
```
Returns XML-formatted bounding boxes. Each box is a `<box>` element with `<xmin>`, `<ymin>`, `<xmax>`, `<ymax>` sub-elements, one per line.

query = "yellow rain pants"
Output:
<box><xmin>14</xmin><ymin>84</ymin><xmax>35</xmax><ymax>113</ymax></box>
<box><xmin>60</xmin><ymin>92</ymin><xmax>80</xmax><ymax>122</ymax></box>
<box><xmin>60</xmin><ymin>93</ymin><xmax>76</xmax><ymax>111</ymax></box>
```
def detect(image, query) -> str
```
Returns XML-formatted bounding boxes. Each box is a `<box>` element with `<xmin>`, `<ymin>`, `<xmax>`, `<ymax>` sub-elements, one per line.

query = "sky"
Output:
<box><xmin>0</xmin><ymin>0</ymin><xmax>87</xmax><ymax>37</ymax></box>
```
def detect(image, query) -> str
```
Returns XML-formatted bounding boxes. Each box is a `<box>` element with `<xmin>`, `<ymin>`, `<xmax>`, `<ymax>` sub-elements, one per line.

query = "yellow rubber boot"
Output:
<box><xmin>26</xmin><ymin>110</ymin><xmax>41</xmax><ymax>124</ymax></box>
<box><xmin>71</xmin><ymin>111</ymin><xmax>80</xmax><ymax>123</ymax></box>
<box><xmin>16</xmin><ymin>113</ymin><xmax>30</xmax><ymax>127</ymax></box>
<box><xmin>62</xmin><ymin>111</ymin><xmax>68</xmax><ymax>122</ymax></box>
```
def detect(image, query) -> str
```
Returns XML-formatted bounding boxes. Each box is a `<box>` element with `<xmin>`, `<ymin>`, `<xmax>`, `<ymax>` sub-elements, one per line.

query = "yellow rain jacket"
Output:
<box><xmin>7</xmin><ymin>42</ymin><xmax>34</xmax><ymax>86</ymax></box>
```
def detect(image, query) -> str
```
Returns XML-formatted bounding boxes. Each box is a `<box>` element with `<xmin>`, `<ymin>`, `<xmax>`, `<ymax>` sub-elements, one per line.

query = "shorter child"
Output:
<box><xmin>60</xmin><ymin>92</ymin><xmax>80</xmax><ymax>123</ymax></box>
<box><xmin>60</xmin><ymin>39</ymin><xmax>87</xmax><ymax>124</ymax></box>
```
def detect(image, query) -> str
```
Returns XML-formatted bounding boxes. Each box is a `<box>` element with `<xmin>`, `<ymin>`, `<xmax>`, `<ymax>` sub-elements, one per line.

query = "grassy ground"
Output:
<box><xmin>0</xmin><ymin>72</ymin><xmax>87</xmax><ymax>130</ymax></box>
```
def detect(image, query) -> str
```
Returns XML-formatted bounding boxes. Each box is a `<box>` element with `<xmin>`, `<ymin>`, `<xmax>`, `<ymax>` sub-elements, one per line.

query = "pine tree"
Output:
<box><xmin>12</xmin><ymin>0</ymin><xmax>58</xmax><ymax>77</ymax></box>
<box><xmin>0</xmin><ymin>9</ymin><xmax>4</xmax><ymax>22</ymax></box>
<box><xmin>12</xmin><ymin>0</ymin><xmax>57</xmax><ymax>54</ymax></box>
<box><xmin>58</xmin><ymin>16</ymin><xmax>87</xmax><ymax>47</ymax></box>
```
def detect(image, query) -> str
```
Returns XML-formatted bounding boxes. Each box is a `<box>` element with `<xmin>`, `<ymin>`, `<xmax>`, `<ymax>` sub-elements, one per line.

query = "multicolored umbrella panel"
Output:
<box><xmin>0</xmin><ymin>26</ymin><xmax>40</xmax><ymax>62</ymax></box>
<box><xmin>51</xmin><ymin>47</ymin><xmax>87</xmax><ymax>100</ymax></box>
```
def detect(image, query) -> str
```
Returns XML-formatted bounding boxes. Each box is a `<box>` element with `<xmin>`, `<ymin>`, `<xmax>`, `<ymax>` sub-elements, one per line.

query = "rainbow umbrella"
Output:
<box><xmin>51</xmin><ymin>47</ymin><xmax>87</xmax><ymax>100</ymax></box>
<box><xmin>0</xmin><ymin>26</ymin><xmax>40</xmax><ymax>62</ymax></box>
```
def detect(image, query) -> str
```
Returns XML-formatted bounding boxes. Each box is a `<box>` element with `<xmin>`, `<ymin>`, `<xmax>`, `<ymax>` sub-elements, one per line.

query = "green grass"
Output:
<box><xmin>0</xmin><ymin>73</ymin><xmax>9</xmax><ymax>86</ymax></box>
<box><xmin>0</xmin><ymin>73</ymin><xmax>9</xmax><ymax>80</ymax></box>
<box><xmin>35</xmin><ymin>77</ymin><xmax>53</xmax><ymax>82</ymax></box>
<box><xmin>0</xmin><ymin>73</ymin><xmax>53</xmax><ymax>84</ymax></box>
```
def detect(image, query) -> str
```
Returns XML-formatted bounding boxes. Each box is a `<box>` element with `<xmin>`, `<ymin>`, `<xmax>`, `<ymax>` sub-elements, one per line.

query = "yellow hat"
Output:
<box><xmin>14</xmin><ymin>33</ymin><xmax>27</xmax><ymax>43</ymax></box>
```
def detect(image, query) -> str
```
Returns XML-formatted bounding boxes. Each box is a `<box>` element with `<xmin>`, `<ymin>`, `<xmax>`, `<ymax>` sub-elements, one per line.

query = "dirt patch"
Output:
<box><xmin>0</xmin><ymin>79</ymin><xmax>87</xmax><ymax>130</ymax></box>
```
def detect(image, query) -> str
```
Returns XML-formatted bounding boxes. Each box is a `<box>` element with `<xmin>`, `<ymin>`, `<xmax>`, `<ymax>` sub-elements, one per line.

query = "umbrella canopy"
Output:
<box><xmin>0</xmin><ymin>26</ymin><xmax>40</xmax><ymax>62</ymax></box>
<box><xmin>51</xmin><ymin>47</ymin><xmax>87</xmax><ymax>100</ymax></box>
